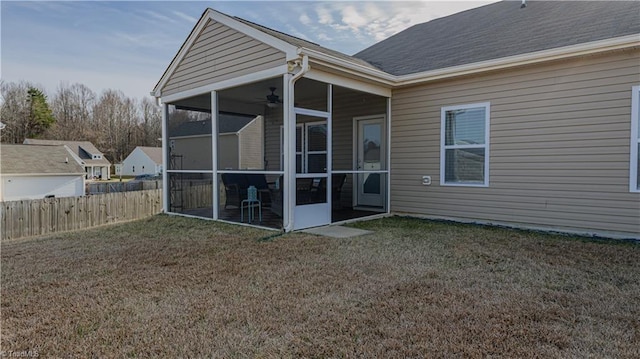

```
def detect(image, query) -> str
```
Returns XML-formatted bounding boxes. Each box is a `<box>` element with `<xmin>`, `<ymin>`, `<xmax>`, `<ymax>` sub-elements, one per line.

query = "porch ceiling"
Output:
<box><xmin>170</xmin><ymin>77</ymin><xmax>333</xmax><ymax>113</ymax></box>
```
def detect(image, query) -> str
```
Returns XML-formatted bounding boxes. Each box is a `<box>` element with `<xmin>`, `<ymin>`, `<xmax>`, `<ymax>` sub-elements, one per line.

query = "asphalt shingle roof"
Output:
<box><xmin>170</xmin><ymin>114</ymin><xmax>257</xmax><ymax>137</ymax></box>
<box><xmin>1</xmin><ymin>144</ymin><xmax>85</xmax><ymax>175</ymax></box>
<box><xmin>137</xmin><ymin>147</ymin><xmax>163</xmax><ymax>165</ymax></box>
<box><xmin>354</xmin><ymin>0</ymin><xmax>640</xmax><ymax>76</ymax></box>
<box><xmin>233</xmin><ymin>16</ymin><xmax>380</xmax><ymax>71</ymax></box>
<box><xmin>23</xmin><ymin>139</ymin><xmax>111</xmax><ymax>166</ymax></box>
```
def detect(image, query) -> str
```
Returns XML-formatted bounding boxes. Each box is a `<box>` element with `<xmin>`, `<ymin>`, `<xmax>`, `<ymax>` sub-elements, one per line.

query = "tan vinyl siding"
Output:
<box><xmin>264</xmin><ymin>107</ymin><xmax>283</xmax><ymax>172</ymax></box>
<box><xmin>390</xmin><ymin>49</ymin><xmax>640</xmax><ymax>237</ymax></box>
<box><xmin>162</xmin><ymin>20</ymin><xmax>285</xmax><ymax>96</ymax></box>
<box><xmin>238</xmin><ymin>116</ymin><xmax>264</xmax><ymax>169</ymax></box>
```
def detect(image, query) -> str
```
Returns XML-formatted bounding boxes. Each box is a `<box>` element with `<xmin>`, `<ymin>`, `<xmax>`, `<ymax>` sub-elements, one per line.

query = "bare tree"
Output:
<box><xmin>139</xmin><ymin>97</ymin><xmax>162</xmax><ymax>147</ymax></box>
<box><xmin>45</xmin><ymin>82</ymin><xmax>96</xmax><ymax>140</ymax></box>
<box><xmin>2</xmin><ymin>80</ymin><xmax>165</xmax><ymax>165</ymax></box>
<box><xmin>91</xmin><ymin>90</ymin><xmax>142</xmax><ymax>163</ymax></box>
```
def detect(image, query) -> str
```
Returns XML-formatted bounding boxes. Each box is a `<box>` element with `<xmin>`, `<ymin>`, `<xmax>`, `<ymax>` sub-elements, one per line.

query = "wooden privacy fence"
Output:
<box><xmin>87</xmin><ymin>180</ymin><xmax>162</xmax><ymax>194</ymax></box>
<box><xmin>183</xmin><ymin>183</ymin><xmax>214</xmax><ymax>211</ymax></box>
<box><xmin>1</xmin><ymin>189</ymin><xmax>162</xmax><ymax>240</ymax></box>
<box><xmin>170</xmin><ymin>180</ymin><xmax>213</xmax><ymax>212</ymax></box>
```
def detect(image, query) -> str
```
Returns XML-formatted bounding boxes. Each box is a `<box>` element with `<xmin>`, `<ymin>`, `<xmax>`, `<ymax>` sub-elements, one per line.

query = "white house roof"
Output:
<box><xmin>23</xmin><ymin>139</ymin><xmax>111</xmax><ymax>166</ymax></box>
<box><xmin>136</xmin><ymin>146</ymin><xmax>163</xmax><ymax>165</ymax></box>
<box><xmin>1</xmin><ymin>144</ymin><xmax>85</xmax><ymax>175</ymax></box>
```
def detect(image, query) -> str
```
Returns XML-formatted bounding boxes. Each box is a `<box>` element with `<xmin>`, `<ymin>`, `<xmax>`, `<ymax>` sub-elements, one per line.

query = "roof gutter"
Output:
<box><xmin>300</xmin><ymin>47</ymin><xmax>396</xmax><ymax>86</ymax></box>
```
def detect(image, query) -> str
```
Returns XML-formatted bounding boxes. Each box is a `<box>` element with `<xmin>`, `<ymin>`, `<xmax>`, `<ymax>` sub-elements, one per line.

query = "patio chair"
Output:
<box><xmin>314</xmin><ymin>174</ymin><xmax>347</xmax><ymax>209</ymax></box>
<box><xmin>331</xmin><ymin>173</ymin><xmax>347</xmax><ymax>209</ymax></box>
<box><xmin>296</xmin><ymin>178</ymin><xmax>315</xmax><ymax>205</ymax></box>
<box><xmin>246</xmin><ymin>174</ymin><xmax>272</xmax><ymax>207</ymax></box>
<box><xmin>221</xmin><ymin>173</ymin><xmax>249</xmax><ymax>209</ymax></box>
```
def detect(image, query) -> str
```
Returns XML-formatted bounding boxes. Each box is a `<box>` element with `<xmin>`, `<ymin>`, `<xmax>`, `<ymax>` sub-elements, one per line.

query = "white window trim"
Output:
<box><xmin>440</xmin><ymin>102</ymin><xmax>490</xmax><ymax>187</ymax></box>
<box><xmin>630</xmin><ymin>85</ymin><xmax>640</xmax><ymax>193</ymax></box>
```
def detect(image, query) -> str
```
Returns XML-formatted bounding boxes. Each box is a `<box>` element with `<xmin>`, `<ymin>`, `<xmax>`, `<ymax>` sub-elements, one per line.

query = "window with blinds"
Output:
<box><xmin>440</xmin><ymin>102</ymin><xmax>490</xmax><ymax>186</ymax></box>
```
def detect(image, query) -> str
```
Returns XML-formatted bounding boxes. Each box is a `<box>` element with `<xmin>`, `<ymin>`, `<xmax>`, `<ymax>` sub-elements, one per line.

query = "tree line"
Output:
<box><xmin>0</xmin><ymin>81</ymin><xmax>162</xmax><ymax>164</ymax></box>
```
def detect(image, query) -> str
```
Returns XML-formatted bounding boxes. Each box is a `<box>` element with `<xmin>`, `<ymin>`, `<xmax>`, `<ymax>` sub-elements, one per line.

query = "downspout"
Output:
<box><xmin>283</xmin><ymin>54</ymin><xmax>309</xmax><ymax>232</ymax></box>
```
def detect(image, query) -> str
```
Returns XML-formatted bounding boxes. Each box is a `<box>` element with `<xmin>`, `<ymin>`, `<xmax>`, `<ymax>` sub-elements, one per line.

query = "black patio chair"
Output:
<box><xmin>221</xmin><ymin>173</ymin><xmax>249</xmax><ymax>209</ymax></box>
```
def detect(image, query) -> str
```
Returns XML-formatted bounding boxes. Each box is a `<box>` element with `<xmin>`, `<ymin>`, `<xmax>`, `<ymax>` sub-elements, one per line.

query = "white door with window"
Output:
<box><xmin>355</xmin><ymin>116</ymin><xmax>385</xmax><ymax>208</ymax></box>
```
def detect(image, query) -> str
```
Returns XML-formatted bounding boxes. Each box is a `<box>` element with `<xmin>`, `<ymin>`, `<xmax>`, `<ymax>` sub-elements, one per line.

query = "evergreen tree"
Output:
<box><xmin>26</xmin><ymin>87</ymin><xmax>55</xmax><ymax>138</ymax></box>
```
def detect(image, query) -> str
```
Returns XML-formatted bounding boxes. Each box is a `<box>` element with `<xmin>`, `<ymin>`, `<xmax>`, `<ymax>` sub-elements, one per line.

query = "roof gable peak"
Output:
<box><xmin>152</xmin><ymin>8</ymin><xmax>299</xmax><ymax>96</ymax></box>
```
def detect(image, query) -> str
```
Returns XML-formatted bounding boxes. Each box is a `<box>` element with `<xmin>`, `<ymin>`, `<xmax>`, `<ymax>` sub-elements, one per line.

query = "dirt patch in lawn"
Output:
<box><xmin>2</xmin><ymin>215</ymin><xmax>639</xmax><ymax>357</ymax></box>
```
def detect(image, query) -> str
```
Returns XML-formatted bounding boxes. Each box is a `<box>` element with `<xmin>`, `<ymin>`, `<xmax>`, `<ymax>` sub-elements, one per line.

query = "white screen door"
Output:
<box><xmin>355</xmin><ymin>116</ymin><xmax>385</xmax><ymax>208</ymax></box>
<box><xmin>293</xmin><ymin>110</ymin><xmax>331</xmax><ymax>230</ymax></box>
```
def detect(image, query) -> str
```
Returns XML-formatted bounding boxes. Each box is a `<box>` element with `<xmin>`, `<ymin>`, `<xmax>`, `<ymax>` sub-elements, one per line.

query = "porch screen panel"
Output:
<box><xmin>168</xmin><ymin>172</ymin><xmax>213</xmax><ymax>218</ymax></box>
<box><xmin>307</xmin><ymin>123</ymin><xmax>327</xmax><ymax>173</ymax></box>
<box><xmin>217</xmin><ymin>113</ymin><xmax>263</xmax><ymax>171</ymax></box>
<box><xmin>167</xmin><ymin>105</ymin><xmax>213</xmax><ymax>171</ymax></box>
<box><xmin>294</xmin><ymin>78</ymin><xmax>328</xmax><ymax>112</ymax></box>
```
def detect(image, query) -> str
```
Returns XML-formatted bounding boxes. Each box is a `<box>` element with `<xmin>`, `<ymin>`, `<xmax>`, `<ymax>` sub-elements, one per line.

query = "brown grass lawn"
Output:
<box><xmin>1</xmin><ymin>216</ymin><xmax>639</xmax><ymax>358</ymax></box>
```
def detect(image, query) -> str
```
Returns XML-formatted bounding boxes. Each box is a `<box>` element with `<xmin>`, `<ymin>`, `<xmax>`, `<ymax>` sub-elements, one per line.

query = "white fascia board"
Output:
<box><xmin>305</xmin><ymin>68</ymin><xmax>391</xmax><ymax>98</ymax></box>
<box><xmin>396</xmin><ymin>34</ymin><xmax>640</xmax><ymax>86</ymax></box>
<box><xmin>301</xmin><ymin>47</ymin><xmax>395</xmax><ymax>86</ymax></box>
<box><xmin>152</xmin><ymin>9</ymin><xmax>297</xmax><ymax>98</ymax></box>
<box><xmin>160</xmin><ymin>65</ymin><xmax>288</xmax><ymax>103</ymax></box>
<box><xmin>62</xmin><ymin>145</ymin><xmax>86</xmax><ymax>166</ymax></box>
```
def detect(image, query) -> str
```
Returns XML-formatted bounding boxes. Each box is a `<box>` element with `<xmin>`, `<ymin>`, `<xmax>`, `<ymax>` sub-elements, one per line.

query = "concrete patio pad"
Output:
<box><xmin>302</xmin><ymin>225</ymin><xmax>373</xmax><ymax>238</ymax></box>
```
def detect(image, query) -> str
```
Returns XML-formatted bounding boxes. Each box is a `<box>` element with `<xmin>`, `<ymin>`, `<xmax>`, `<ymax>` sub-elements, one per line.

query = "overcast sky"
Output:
<box><xmin>1</xmin><ymin>1</ymin><xmax>496</xmax><ymax>100</ymax></box>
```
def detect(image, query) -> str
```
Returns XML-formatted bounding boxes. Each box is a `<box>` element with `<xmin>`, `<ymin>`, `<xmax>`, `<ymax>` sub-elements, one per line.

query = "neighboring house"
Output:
<box><xmin>117</xmin><ymin>146</ymin><xmax>163</xmax><ymax>176</ymax></box>
<box><xmin>152</xmin><ymin>1</ymin><xmax>640</xmax><ymax>238</ymax></box>
<box><xmin>169</xmin><ymin>113</ymin><xmax>264</xmax><ymax>170</ymax></box>
<box><xmin>23</xmin><ymin>139</ymin><xmax>111</xmax><ymax>180</ymax></box>
<box><xmin>0</xmin><ymin>144</ymin><xmax>85</xmax><ymax>201</ymax></box>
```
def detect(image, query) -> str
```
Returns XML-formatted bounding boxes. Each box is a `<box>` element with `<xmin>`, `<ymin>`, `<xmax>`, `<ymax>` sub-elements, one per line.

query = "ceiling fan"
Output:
<box><xmin>265</xmin><ymin>87</ymin><xmax>282</xmax><ymax>108</ymax></box>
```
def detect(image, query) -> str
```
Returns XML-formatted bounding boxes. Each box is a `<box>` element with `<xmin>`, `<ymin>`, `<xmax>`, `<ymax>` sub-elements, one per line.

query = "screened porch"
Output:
<box><xmin>163</xmin><ymin>76</ymin><xmax>390</xmax><ymax>231</ymax></box>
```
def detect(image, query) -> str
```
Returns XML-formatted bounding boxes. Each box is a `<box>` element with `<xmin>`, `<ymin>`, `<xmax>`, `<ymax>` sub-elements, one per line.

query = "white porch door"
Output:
<box><xmin>355</xmin><ymin>116</ymin><xmax>385</xmax><ymax>208</ymax></box>
<box><xmin>293</xmin><ymin>110</ymin><xmax>331</xmax><ymax>230</ymax></box>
